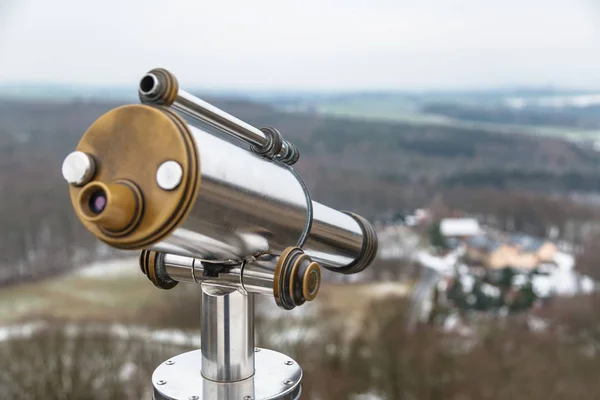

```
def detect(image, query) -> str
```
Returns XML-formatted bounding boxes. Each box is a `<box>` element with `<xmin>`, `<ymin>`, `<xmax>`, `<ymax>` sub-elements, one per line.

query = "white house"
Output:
<box><xmin>440</xmin><ymin>218</ymin><xmax>482</xmax><ymax>239</ymax></box>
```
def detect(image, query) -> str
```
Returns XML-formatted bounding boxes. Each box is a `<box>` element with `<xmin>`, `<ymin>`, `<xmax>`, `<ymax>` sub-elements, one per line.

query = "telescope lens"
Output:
<box><xmin>139</xmin><ymin>74</ymin><xmax>157</xmax><ymax>95</ymax></box>
<box><xmin>89</xmin><ymin>189</ymin><xmax>107</xmax><ymax>214</ymax></box>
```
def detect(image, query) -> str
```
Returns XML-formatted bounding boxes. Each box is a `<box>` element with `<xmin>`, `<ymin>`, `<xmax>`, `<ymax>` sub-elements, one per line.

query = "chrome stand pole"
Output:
<box><xmin>201</xmin><ymin>284</ymin><xmax>255</xmax><ymax>382</ymax></box>
<box><xmin>152</xmin><ymin>285</ymin><xmax>302</xmax><ymax>400</ymax></box>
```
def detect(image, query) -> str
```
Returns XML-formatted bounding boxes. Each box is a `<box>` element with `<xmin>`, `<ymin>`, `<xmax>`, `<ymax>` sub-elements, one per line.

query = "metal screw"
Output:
<box><xmin>244</xmin><ymin>396</ymin><xmax>254</xmax><ymax>400</ymax></box>
<box><xmin>285</xmin><ymin>361</ymin><xmax>294</xmax><ymax>365</ymax></box>
<box><xmin>254</xmin><ymin>348</ymin><xmax>261</xmax><ymax>352</ymax></box>
<box><xmin>157</xmin><ymin>380</ymin><xmax>167</xmax><ymax>386</ymax></box>
<box><xmin>156</xmin><ymin>160</ymin><xmax>183</xmax><ymax>190</ymax></box>
<box><xmin>62</xmin><ymin>151</ymin><xmax>96</xmax><ymax>186</ymax></box>
<box><xmin>284</xmin><ymin>380</ymin><xmax>294</xmax><ymax>385</ymax></box>
<box><xmin>189</xmin><ymin>396</ymin><xmax>200</xmax><ymax>400</ymax></box>
<box><xmin>166</xmin><ymin>360</ymin><xmax>175</xmax><ymax>365</ymax></box>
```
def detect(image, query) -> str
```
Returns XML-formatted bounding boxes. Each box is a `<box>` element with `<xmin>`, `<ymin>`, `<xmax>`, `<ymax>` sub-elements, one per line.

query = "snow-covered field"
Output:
<box><xmin>74</xmin><ymin>257</ymin><xmax>140</xmax><ymax>278</ymax></box>
<box><xmin>0</xmin><ymin>258</ymin><xmax>157</xmax><ymax>323</ymax></box>
<box><xmin>1</xmin><ymin>256</ymin><xmax>411</xmax><ymax>350</ymax></box>
<box><xmin>0</xmin><ymin>320</ymin><xmax>201</xmax><ymax>347</ymax></box>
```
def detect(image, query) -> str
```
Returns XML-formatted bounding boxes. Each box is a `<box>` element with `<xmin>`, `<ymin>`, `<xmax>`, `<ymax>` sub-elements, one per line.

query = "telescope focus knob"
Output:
<box><xmin>273</xmin><ymin>247</ymin><xmax>321</xmax><ymax>310</ymax></box>
<box><xmin>139</xmin><ymin>250</ymin><xmax>178</xmax><ymax>290</ymax></box>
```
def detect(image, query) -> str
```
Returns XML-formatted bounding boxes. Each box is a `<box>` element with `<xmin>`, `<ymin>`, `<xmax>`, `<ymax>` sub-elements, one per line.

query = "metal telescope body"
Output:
<box><xmin>62</xmin><ymin>68</ymin><xmax>378</xmax><ymax>400</ymax></box>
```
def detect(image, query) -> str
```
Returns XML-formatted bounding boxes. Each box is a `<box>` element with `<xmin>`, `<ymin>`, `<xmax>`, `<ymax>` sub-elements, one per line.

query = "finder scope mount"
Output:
<box><xmin>62</xmin><ymin>68</ymin><xmax>378</xmax><ymax>400</ymax></box>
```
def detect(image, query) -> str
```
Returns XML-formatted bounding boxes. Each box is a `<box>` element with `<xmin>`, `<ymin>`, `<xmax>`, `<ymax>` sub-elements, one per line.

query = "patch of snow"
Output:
<box><xmin>442</xmin><ymin>313</ymin><xmax>475</xmax><ymax>337</ymax></box>
<box><xmin>513</xmin><ymin>274</ymin><xmax>528</xmax><ymax>288</ymax></box>
<box><xmin>148</xmin><ymin>329</ymin><xmax>201</xmax><ymax>347</ymax></box>
<box><xmin>0</xmin><ymin>321</ymin><xmax>47</xmax><ymax>342</ymax></box>
<box><xmin>352</xmin><ymin>393</ymin><xmax>385</xmax><ymax>400</ymax></box>
<box><xmin>118</xmin><ymin>362</ymin><xmax>138</xmax><ymax>381</ymax></box>
<box><xmin>502</xmin><ymin>250</ymin><xmax>594</xmax><ymax>297</ymax></box>
<box><xmin>532</xmin><ymin>270</ymin><xmax>595</xmax><ymax>298</ymax></box>
<box><xmin>417</xmin><ymin>251</ymin><xmax>455</xmax><ymax>275</ymax></box>
<box><xmin>537</xmin><ymin>263</ymin><xmax>555</xmax><ymax>274</ymax></box>
<box><xmin>437</xmin><ymin>279</ymin><xmax>449</xmax><ymax>292</ymax></box>
<box><xmin>443</xmin><ymin>313</ymin><xmax>460</xmax><ymax>331</ymax></box>
<box><xmin>532</xmin><ymin>276</ymin><xmax>553</xmax><ymax>297</ymax></box>
<box><xmin>267</xmin><ymin>325</ymin><xmax>319</xmax><ymax>345</ymax></box>
<box><xmin>481</xmin><ymin>283</ymin><xmax>501</xmax><ymax>298</ymax></box>
<box><xmin>554</xmin><ymin>252</ymin><xmax>574</xmax><ymax>272</ymax></box>
<box><xmin>74</xmin><ymin>258</ymin><xmax>140</xmax><ymax>279</ymax></box>
<box><xmin>527</xmin><ymin>316</ymin><xmax>549</xmax><ymax>333</ymax></box>
<box><xmin>0</xmin><ymin>321</ymin><xmax>202</xmax><ymax>347</ymax></box>
<box><xmin>405</xmin><ymin>215</ymin><xmax>417</xmax><ymax>227</ymax></box>
<box><xmin>459</xmin><ymin>275</ymin><xmax>475</xmax><ymax>292</ymax></box>
<box><xmin>377</xmin><ymin>226</ymin><xmax>421</xmax><ymax>260</ymax></box>
<box><xmin>581</xmin><ymin>275</ymin><xmax>595</xmax><ymax>293</ymax></box>
<box><xmin>457</xmin><ymin>263</ymin><xmax>470</xmax><ymax>275</ymax></box>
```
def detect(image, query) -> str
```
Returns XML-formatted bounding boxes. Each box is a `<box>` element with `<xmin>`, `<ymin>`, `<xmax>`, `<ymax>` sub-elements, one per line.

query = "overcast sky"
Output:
<box><xmin>1</xmin><ymin>0</ymin><xmax>599</xmax><ymax>90</ymax></box>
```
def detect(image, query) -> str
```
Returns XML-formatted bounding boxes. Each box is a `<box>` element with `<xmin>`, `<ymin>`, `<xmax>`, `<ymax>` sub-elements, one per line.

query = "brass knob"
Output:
<box><xmin>139</xmin><ymin>250</ymin><xmax>178</xmax><ymax>290</ymax></box>
<box><xmin>274</xmin><ymin>247</ymin><xmax>322</xmax><ymax>310</ymax></box>
<box><xmin>302</xmin><ymin>262</ymin><xmax>321</xmax><ymax>301</ymax></box>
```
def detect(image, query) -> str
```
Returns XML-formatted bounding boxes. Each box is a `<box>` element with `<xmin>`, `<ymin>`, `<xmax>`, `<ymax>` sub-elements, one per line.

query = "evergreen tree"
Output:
<box><xmin>510</xmin><ymin>274</ymin><xmax>538</xmax><ymax>312</ymax></box>
<box><xmin>429</xmin><ymin>221</ymin><xmax>446</xmax><ymax>249</ymax></box>
<box><xmin>472</xmin><ymin>281</ymin><xmax>493</xmax><ymax>311</ymax></box>
<box><xmin>498</xmin><ymin>267</ymin><xmax>515</xmax><ymax>290</ymax></box>
<box><xmin>448</xmin><ymin>279</ymin><xmax>466</xmax><ymax>308</ymax></box>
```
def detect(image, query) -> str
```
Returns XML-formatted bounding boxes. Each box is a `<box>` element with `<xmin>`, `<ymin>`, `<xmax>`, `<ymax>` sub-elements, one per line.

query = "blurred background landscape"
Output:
<box><xmin>3</xmin><ymin>0</ymin><xmax>600</xmax><ymax>399</ymax></box>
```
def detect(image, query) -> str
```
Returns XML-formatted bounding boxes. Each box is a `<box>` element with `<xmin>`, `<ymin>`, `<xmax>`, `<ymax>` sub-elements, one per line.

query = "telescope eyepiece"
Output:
<box><xmin>77</xmin><ymin>181</ymin><xmax>143</xmax><ymax>235</ymax></box>
<box><xmin>88</xmin><ymin>188</ymin><xmax>107</xmax><ymax>214</ymax></box>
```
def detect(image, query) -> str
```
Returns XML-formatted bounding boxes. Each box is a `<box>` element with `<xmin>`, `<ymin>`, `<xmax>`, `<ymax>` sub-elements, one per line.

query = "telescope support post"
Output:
<box><xmin>152</xmin><ymin>284</ymin><xmax>302</xmax><ymax>400</ymax></box>
<box><xmin>201</xmin><ymin>284</ymin><xmax>255</xmax><ymax>382</ymax></box>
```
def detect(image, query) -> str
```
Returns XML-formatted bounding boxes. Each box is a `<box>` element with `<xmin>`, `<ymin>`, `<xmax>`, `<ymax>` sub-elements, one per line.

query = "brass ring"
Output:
<box><xmin>302</xmin><ymin>262</ymin><xmax>321</xmax><ymax>301</ymax></box>
<box><xmin>288</xmin><ymin>254</ymin><xmax>310</xmax><ymax>302</ymax></box>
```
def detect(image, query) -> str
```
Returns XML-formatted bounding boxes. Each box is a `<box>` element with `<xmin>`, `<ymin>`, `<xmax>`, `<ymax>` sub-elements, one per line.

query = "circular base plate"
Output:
<box><xmin>152</xmin><ymin>348</ymin><xmax>302</xmax><ymax>400</ymax></box>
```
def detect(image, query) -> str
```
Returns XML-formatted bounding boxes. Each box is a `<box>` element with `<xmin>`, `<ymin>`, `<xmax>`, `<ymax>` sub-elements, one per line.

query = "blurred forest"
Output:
<box><xmin>2</xmin><ymin>98</ymin><xmax>600</xmax><ymax>283</ymax></box>
<box><xmin>3</xmin><ymin>294</ymin><xmax>600</xmax><ymax>400</ymax></box>
<box><xmin>422</xmin><ymin>102</ymin><xmax>600</xmax><ymax>130</ymax></box>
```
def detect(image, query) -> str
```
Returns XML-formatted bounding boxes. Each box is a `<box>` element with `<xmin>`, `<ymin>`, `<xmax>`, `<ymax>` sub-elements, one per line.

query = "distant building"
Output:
<box><xmin>465</xmin><ymin>234</ymin><xmax>557</xmax><ymax>270</ymax></box>
<box><xmin>440</xmin><ymin>218</ymin><xmax>481</xmax><ymax>239</ymax></box>
<box><xmin>508</xmin><ymin>234</ymin><xmax>557</xmax><ymax>263</ymax></box>
<box><xmin>466</xmin><ymin>236</ymin><xmax>517</xmax><ymax>269</ymax></box>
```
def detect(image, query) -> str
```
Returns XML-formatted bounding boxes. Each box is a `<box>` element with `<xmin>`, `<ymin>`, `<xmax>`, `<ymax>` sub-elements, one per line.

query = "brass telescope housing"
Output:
<box><xmin>62</xmin><ymin>68</ymin><xmax>378</xmax><ymax>309</ymax></box>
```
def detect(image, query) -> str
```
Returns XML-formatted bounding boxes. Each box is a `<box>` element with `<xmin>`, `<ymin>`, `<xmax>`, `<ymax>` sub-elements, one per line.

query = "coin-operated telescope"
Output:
<box><xmin>62</xmin><ymin>68</ymin><xmax>378</xmax><ymax>400</ymax></box>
